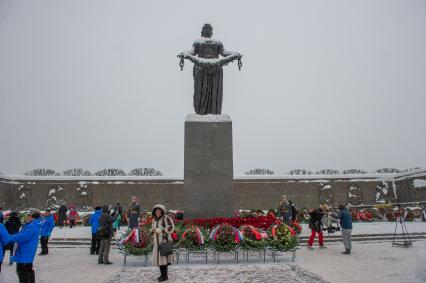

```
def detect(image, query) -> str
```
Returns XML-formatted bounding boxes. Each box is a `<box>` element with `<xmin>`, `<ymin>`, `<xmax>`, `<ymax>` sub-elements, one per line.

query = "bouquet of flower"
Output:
<box><xmin>268</xmin><ymin>224</ymin><xmax>298</xmax><ymax>252</ymax></box>
<box><xmin>290</xmin><ymin>220</ymin><xmax>302</xmax><ymax>235</ymax></box>
<box><xmin>210</xmin><ymin>223</ymin><xmax>243</xmax><ymax>252</ymax></box>
<box><xmin>179</xmin><ymin>226</ymin><xmax>206</xmax><ymax>251</ymax></box>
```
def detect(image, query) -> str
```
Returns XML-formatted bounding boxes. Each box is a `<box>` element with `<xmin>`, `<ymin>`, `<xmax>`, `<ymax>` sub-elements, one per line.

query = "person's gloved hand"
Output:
<box><xmin>154</xmin><ymin>228</ymin><xmax>162</xmax><ymax>234</ymax></box>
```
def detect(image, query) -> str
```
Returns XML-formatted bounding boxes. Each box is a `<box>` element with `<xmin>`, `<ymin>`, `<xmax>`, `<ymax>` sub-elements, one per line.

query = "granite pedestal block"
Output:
<box><xmin>183</xmin><ymin>114</ymin><xmax>234</xmax><ymax>219</ymax></box>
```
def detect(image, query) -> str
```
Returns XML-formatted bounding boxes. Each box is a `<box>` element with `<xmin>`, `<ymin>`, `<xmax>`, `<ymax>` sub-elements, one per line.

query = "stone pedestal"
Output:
<box><xmin>183</xmin><ymin>114</ymin><xmax>234</xmax><ymax>219</ymax></box>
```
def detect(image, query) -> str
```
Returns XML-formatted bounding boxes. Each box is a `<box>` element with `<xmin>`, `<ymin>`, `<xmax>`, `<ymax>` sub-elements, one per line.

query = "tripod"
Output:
<box><xmin>392</xmin><ymin>216</ymin><xmax>412</xmax><ymax>248</ymax></box>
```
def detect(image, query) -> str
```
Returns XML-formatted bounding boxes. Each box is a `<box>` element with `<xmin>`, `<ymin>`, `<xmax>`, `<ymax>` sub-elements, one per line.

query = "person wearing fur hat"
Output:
<box><xmin>150</xmin><ymin>204</ymin><xmax>175</xmax><ymax>282</ymax></box>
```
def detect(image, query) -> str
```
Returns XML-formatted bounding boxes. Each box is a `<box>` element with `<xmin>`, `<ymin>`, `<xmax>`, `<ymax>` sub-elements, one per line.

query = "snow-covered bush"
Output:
<box><xmin>24</xmin><ymin>169</ymin><xmax>60</xmax><ymax>176</ymax></box>
<box><xmin>129</xmin><ymin>168</ymin><xmax>163</xmax><ymax>176</ymax></box>
<box><xmin>63</xmin><ymin>168</ymin><xmax>92</xmax><ymax>176</ymax></box>
<box><xmin>245</xmin><ymin>168</ymin><xmax>274</xmax><ymax>175</ymax></box>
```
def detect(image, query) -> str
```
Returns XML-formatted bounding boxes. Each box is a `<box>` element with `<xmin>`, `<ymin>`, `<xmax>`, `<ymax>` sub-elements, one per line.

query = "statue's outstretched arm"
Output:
<box><xmin>177</xmin><ymin>47</ymin><xmax>198</xmax><ymax>70</ymax></box>
<box><xmin>220</xmin><ymin>48</ymin><xmax>243</xmax><ymax>70</ymax></box>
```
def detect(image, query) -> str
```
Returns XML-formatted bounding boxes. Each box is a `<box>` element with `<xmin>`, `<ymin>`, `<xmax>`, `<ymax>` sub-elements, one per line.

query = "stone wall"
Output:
<box><xmin>1</xmin><ymin>171</ymin><xmax>425</xmax><ymax>212</ymax></box>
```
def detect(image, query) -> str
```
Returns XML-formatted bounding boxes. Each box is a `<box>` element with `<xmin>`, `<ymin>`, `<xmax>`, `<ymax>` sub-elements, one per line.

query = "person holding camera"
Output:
<box><xmin>307</xmin><ymin>207</ymin><xmax>325</xmax><ymax>249</ymax></box>
<box><xmin>151</xmin><ymin>204</ymin><xmax>175</xmax><ymax>282</ymax></box>
<box><xmin>338</xmin><ymin>204</ymin><xmax>353</xmax><ymax>255</ymax></box>
<box><xmin>39</xmin><ymin>208</ymin><xmax>55</xmax><ymax>255</ymax></box>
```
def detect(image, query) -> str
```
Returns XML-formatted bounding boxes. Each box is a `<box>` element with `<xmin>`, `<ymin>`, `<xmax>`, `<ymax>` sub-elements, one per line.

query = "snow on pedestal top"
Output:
<box><xmin>186</xmin><ymin>114</ymin><xmax>231</xmax><ymax>122</ymax></box>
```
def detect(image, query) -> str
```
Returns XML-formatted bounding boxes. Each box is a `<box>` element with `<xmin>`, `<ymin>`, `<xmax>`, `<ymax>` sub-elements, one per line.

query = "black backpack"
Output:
<box><xmin>97</xmin><ymin>225</ymin><xmax>110</xmax><ymax>239</ymax></box>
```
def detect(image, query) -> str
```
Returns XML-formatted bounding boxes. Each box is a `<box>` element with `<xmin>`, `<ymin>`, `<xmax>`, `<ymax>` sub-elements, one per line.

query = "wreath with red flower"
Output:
<box><xmin>210</xmin><ymin>223</ymin><xmax>242</xmax><ymax>252</ymax></box>
<box><xmin>268</xmin><ymin>224</ymin><xmax>298</xmax><ymax>251</ymax></box>
<box><xmin>120</xmin><ymin>228</ymin><xmax>152</xmax><ymax>256</ymax></box>
<box><xmin>179</xmin><ymin>226</ymin><xmax>206</xmax><ymax>251</ymax></box>
<box><xmin>239</xmin><ymin>225</ymin><xmax>268</xmax><ymax>250</ymax></box>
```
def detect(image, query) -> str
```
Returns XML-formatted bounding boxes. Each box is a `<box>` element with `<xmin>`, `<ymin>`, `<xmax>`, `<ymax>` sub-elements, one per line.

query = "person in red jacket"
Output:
<box><xmin>307</xmin><ymin>207</ymin><xmax>325</xmax><ymax>249</ymax></box>
<box><xmin>68</xmin><ymin>207</ymin><xmax>78</xmax><ymax>228</ymax></box>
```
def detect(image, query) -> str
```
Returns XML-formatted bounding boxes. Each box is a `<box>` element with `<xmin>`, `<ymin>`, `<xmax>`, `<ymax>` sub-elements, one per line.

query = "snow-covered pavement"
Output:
<box><xmin>0</xmin><ymin>240</ymin><xmax>425</xmax><ymax>282</ymax></box>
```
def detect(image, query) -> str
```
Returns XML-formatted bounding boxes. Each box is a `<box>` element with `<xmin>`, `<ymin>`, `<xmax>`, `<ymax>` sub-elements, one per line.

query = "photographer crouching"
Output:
<box><xmin>338</xmin><ymin>204</ymin><xmax>353</xmax><ymax>255</ymax></box>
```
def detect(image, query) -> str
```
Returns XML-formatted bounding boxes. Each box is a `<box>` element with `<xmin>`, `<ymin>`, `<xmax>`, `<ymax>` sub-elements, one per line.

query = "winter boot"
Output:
<box><xmin>342</xmin><ymin>249</ymin><xmax>350</xmax><ymax>255</ymax></box>
<box><xmin>158</xmin><ymin>265</ymin><xmax>168</xmax><ymax>282</ymax></box>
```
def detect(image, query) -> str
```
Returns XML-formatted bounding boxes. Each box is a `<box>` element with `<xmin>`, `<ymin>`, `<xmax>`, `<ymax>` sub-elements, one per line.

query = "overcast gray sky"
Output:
<box><xmin>0</xmin><ymin>0</ymin><xmax>425</xmax><ymax>176</ymax></box>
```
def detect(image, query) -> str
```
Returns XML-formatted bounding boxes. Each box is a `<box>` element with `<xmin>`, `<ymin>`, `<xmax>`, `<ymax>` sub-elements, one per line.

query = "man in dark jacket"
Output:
<box><xmin>11</xmin><ymin>209</ymin><xmax>41</xmax><ymax>283</ymax></box>
<box><xmin>58</xmin><ymin>203</ymin><xmax>68</xmax><ymax>228</ymax></box>
<box><xmin>339</xmin><ymin>204</ymin><xmax>353</xmax><ymax>255</ymax></box>
<box><xmin>89</xmin><ymin>206</ymin><xmax>102</xmax><ymax>255</ymax></box>
<box><xmin>98</xmin><ymin>205</ymin><xmax>116</xmax><ymax>264</ymax></box>
<box><xmin>128</xmin><ymin>197</ymin><xmax>141</xmax><ymax>229</ymax></box>
<box><xmin>4</xmin><ymin>211</ymin><xmax>21</xmax><ymax>265</ymax></box>
<box><xmin>39</xmin><ymin>208</ymin><xmax>55</xmax><ymax>255</ymax></box>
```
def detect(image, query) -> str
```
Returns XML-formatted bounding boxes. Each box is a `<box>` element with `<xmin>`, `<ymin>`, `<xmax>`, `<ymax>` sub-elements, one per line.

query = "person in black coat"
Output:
<box><xmin>289</xmin><ymin>200</ymin><xmax>298</xmax><ymax>222</ymax></box>
<box><xmin>307</xmin><ymin>208</ymin><xmax>325</xmax><ymax>249</ymax></box>
<box><xmin>58</xmin><ymin>203</ymin><xmax>68</xmax><ymax>228</ymax></box>
<box><xmin>97</xmin><ymin>205</ymin><xmax>116</xmax><ymax>265</ymax></box>
<box><xmin>4</xmin><ymin>211</ymin><xmax>21</xmax><ymax>265</ymax></box>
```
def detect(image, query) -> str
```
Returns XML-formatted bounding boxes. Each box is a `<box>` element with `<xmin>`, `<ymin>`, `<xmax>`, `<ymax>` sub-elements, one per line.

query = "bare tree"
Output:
<box><xmin>402</xmin><ymin>167</ymin><xmax>422</xmax><ymax>172</ymax></box>
<box><xmin>245</xmin><ymin>168</ymin><xmax>274</xmax><ymax>175</ymax></box>
<box><xmin>129</xmin><ymin>168</ymin><xmax>163</xmax><ymax>176</ymax></box>
<box><xmin>94</xmin><ymin>168</ymin><xmax>126</xmax><ymax>176</ymax></box>
<box><xmin>375</xmin><ymin>168</ymin><xmax>401</xmax><ymax>174</ymax></box>
<box><xmin>315</xmin><ymin>169</ymin><xmax>340</xmax><ymax>175</ymax></box>
<box><xmin>342</xmin><ymin>169</ymin><xmax>368</xmax><ymax>174</ymax></box>
<box><xmin>24</xmin><ymin>169</ymin><xmax>60</xmax><ymax>176</ymax></box>
<box><xmin>288</xmin><ymin>169</ymin><xmax>312</xmax><ymax>175</ymax></box>
<box><xmin>63</xmin><ymin>168</ymin><xmax>92</xmax><ymax>176</ymax></box>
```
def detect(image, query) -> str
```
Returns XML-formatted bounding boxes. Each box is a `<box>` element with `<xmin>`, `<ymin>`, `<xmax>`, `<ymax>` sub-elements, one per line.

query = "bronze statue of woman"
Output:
<box><xmin>178</xmin><ymin>24</ymin><xmax>242</xmax><ymax>115</ymax></box>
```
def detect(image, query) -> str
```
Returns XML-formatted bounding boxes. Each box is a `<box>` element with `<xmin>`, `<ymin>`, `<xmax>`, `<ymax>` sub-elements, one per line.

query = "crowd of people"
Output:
<box><xmin>277</xmin><ymin>195</ymin><xmax>353</xmax><ymax>255</ymax></box>
<box><xmin>0</xmin><ymin>195</ymin><xmax>354</xmax><ymax>282</ymax></box>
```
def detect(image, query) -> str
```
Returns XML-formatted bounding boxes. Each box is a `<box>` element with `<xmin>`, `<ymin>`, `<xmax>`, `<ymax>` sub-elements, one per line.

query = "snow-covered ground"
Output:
<box><xmin>48</xmin><ymin>222</ymin><xmax>426</xmax><ymax>239</ymax></box>
<box><xmin>0</xmin><ymin>240</ymin><xmax>425</xmax><ymax>282</ymax></box>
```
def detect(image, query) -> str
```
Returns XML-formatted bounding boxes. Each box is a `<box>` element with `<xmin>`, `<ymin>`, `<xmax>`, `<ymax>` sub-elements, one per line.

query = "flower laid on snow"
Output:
<box><xmin>189</xmin><ymin>214</ymin><xmax>276</xmax><ymax>230</ymax></box>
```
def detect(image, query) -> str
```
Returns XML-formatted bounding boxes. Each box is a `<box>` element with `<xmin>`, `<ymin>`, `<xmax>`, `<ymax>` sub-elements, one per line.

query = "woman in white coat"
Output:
<box><xmin>150</xmin><ymin>204</ymin><xmax>175</xmax><ymax>282</ymax></box>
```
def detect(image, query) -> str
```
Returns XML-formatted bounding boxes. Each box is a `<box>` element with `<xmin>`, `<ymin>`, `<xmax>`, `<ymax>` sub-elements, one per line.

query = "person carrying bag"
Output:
<box><xmin>151</xmin><ymin>204</ymin><xmax>175</xmax><ymax>282</ymax></box>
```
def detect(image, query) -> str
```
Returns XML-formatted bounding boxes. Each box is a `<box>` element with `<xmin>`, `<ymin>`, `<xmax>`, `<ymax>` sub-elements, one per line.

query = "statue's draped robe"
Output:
<box><xmin>192</xmin><ymin>39</ymin><xmax>224</xmax><ymax>115</ymax></box>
